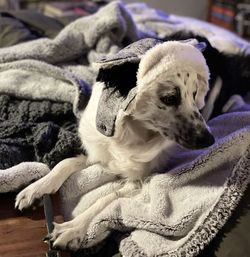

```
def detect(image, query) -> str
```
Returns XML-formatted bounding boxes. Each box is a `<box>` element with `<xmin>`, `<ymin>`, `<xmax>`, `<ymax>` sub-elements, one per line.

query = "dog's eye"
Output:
<box><xmin>160</xmin><ymin>95</ymin><xmax>179</xmax><ymax>106</ymax></box>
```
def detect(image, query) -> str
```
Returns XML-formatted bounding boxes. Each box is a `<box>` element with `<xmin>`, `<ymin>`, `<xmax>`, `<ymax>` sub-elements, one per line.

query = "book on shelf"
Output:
<box><xmin>209</xmin><ymin>0</ymin><xmax>237</xmax><ymax>30</ymax></box>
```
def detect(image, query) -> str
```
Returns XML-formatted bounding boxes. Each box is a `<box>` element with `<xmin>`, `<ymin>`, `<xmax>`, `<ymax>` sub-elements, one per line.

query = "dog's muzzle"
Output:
<box><xmin>194</xmin><ymin>129</ymin><xmax>215</xmax><ymax>149</ymax></box>
<box><xmin>178</xmin><ymin>127</ymin><xmax>215</xmax><ymax>150</ymax></box>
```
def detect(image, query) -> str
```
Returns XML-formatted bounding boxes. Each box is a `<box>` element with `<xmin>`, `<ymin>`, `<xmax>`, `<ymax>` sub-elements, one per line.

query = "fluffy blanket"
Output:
<box><xmin>0</xmin><ymin>1</ymin><xmax>250</xmax><ymax>257</ymax></box>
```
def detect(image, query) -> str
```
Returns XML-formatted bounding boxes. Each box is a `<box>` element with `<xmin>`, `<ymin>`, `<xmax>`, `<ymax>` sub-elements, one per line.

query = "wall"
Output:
<box><xmin>125</xmin><ymin>0</ymin><xmax>209</xmax><ymax>20</ymax></box>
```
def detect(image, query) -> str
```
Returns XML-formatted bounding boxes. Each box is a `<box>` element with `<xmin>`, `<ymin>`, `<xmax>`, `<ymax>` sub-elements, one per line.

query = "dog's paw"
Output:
<box><xmin>15</xmin><ymin>182</ymin><xmax>45</xmax><ymax>211</ymax></box>
<box><xmin>52</xmin><ymin>221</ymin><xmax>87</xmax><ymax>251</ymax></box>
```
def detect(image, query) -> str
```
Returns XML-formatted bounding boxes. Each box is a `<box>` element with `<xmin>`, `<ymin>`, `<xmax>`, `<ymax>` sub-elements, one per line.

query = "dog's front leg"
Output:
<box><xmin>51</xmin><ymin>181</ymin><xmax>138</xmax><ymax>251</ymax></box>
<box><xmin>15</xmin><ymin>155</ymin><xmax>87</xmax><ymax>211</ymax></box>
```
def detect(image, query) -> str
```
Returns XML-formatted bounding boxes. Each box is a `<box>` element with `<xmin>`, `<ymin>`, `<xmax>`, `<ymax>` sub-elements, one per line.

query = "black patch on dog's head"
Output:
<box><xmin>96</xmin><ymin>62</ymin><xmax>139</xmax><ymax>97</ymax></box>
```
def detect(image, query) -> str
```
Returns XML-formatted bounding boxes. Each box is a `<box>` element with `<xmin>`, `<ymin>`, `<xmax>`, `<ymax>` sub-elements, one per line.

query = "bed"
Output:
<box><xmin>0</xmin><ymin>1</ymin><xmax>250</xmax><ymax>257</ymax></box>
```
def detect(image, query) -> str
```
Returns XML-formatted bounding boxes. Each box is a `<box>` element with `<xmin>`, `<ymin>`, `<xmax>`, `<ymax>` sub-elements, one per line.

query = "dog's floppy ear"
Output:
<box><xmin>95</xmin><ymin>38</ymin><xmax>162</xmax><ymax>137</ymax></box>
<box><xmin>96</xmin><ymin>63</ymin><xmax>138</xmax><ymax>136</ymax></box>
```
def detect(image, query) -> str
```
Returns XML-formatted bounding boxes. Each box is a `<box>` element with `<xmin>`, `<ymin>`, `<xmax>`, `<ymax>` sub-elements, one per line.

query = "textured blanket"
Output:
<box><xmin>0</xmin><ymin>1</ymin><xmax>250</xmax><ymax>257</ymax></box>
<box><xmin>0</xmin><ymin>95</ymin><xmax>83</xmax><ymax>192</ymax></box>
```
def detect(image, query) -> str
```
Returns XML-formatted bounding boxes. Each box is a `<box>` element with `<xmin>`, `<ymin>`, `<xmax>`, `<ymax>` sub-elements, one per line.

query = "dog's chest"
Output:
<box><xmin>80</xmin><ymin>121</ymin><xmax>170</xmax><ymax>179</ymax></box>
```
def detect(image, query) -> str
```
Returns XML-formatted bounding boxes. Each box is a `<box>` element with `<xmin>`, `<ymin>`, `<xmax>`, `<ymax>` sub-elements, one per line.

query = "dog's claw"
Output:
<box><xmin>49</xmin><ymin>220</ymin><xmax>88</xmax><ymax>251</ymax></box>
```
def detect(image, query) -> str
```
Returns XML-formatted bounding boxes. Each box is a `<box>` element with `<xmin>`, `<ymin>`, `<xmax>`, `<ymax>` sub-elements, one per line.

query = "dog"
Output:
<box><xmin>15</xmin><ymin>38</ymin><xmax>215</xmax><ymax>250</ymax></box>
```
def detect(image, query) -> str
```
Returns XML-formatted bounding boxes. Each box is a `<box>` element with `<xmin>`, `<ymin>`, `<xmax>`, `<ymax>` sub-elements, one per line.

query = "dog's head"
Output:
<box><xmin>95</xmin><ymin>39</ymin><xmax>214</xmax><ymax>149</ymax></box>
<box><xmin>131</xmin><ymin>41</ymin><xmax>214</xmax><ymax>149</ymax></box>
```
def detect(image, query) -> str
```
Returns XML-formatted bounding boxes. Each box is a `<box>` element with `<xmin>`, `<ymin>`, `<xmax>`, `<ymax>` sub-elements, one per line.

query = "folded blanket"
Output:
<box><xmin>0</xmin><ymin>1</ymin><xmax>250</xmax><ymax>257</ymax></box>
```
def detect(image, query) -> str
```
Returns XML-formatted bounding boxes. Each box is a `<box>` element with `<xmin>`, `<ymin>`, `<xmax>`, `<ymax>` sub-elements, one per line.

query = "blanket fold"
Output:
<box><xmin>0</xmin><ymin>1</ymin><xmax>250</xmax><ymax>257</ymax></box>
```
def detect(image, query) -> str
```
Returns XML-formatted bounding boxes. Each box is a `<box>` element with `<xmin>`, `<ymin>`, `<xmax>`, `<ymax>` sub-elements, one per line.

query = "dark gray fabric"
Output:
<box><xmin>198</xmin><ymin>185</ymin><xmax>250</xmax><ymax>257</ymax></box>
<box><xmin>0</xmin><ymin>13</ymin><xmax>39</xmax><ymax>47</ymax></box>
<box><xmin>8</xmin><ymin>10</ymin><xmax>65</xmax><ymax>38</ymax></box>
<box><xmin>0</xmin><ymin>94</ymin><xmax>83</xmax><ymax>169</ymax></box>
<box><xmin>96</xmin><ymin>38</ymin><xmax>162</xmax><ymax>69</ymax></box>
<box><xmin>95</xmin><ymin>38</ymin><xmax>161</xmax><ymax>136</ymax></box>
<box><xmin>96</xmin><ymin>87</ymin><xmax>136</xmax><ymax>136</ymax></box>
<box><xmin>0</xmin><ymin>10</ymin><xmax>91</xmax><ymax>48</ymax></box>
<box><xmin>73</xmin><ymin>234</ymin><xmax>121</xmax><ymax>257</ymax></box>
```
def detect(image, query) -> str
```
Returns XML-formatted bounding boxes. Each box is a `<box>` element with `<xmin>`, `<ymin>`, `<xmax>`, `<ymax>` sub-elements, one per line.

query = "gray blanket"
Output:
<box><xmin>0</xmin><ymin>1</ymin><xmax>250</xmax><ymax>257</ymax></box>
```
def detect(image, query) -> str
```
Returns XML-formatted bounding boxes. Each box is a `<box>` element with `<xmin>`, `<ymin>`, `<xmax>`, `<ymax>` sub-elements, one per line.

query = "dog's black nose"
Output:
<box><xmin>196</xmin><ymin>129</ymin><xmax>215</xmax><ymax>148</ymax></box>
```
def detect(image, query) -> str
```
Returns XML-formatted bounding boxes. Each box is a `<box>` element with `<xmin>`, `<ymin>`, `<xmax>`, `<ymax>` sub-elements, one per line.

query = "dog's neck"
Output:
<box><xmin>110</xmin><ymin>113</ymin><xmax>175</xmax><ymax>177</ymax></box>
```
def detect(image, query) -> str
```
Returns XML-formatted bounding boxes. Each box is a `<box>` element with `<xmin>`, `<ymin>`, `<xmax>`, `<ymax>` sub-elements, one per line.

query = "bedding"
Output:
<box><xmin>0</xmin><ymin>1</ymin><xmax>250</xmax><ymax>257</ymax></box>
<box><xmin>0</xmin><ymin>11</ymin><xmax>64</xmax><ymax>47</ymax></box>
